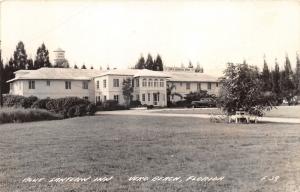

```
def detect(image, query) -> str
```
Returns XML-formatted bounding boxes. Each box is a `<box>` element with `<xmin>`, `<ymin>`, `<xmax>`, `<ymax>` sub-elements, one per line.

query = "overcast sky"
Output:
<box><xmin>1</xmin><ymin>0</ymin><xmax>300</xmax><ymax>76</ymax></box>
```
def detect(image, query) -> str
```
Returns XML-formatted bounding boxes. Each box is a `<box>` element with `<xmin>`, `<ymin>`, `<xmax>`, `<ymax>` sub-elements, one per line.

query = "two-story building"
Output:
<box><xmin>7</xmin><ymin>67</ymin><xmax>220</xmax><ymax>107</ymax></box>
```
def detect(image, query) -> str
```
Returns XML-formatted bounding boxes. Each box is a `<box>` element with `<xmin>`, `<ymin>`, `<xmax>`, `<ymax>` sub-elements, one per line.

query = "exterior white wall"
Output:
<box><xmin>133</xmin><ymin>77</ymin><xmax>167</xmax><ymax>106</ymax></box>
<box><xmin>94</xmin><ymin>75</ymin><xmax>168</xmax><ymax>107</ymax></box>
<box><xmin>10</xmin><ymin>79</ymin><xmax>93</xmax><ymax>102</ymax></box>
<box><xmin>168</xmin><ymin>81</ymin><xmax>220</xmax><ymax>102</ymax></box>
<box><xmin>94</xmin><ymin>75</ymin><xmax>132</xmax><ymax>104</ymax></box>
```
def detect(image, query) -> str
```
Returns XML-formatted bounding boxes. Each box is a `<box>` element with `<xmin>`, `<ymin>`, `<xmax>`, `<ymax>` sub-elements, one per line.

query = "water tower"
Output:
<box><xmin>53</xmin><ymin>48</ymin><xmax>68</xmax><ymax>68</ymax></box>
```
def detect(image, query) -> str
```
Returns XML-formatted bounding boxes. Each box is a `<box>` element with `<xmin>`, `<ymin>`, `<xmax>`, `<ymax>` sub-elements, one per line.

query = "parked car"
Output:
<box><xmin>191</xmin><ymin>98</ymin><xmax>217</xmax><ymax>108</ymax></box>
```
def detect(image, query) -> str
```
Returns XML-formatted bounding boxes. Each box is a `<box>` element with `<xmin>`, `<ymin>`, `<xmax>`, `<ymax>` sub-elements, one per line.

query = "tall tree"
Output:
<box><xmin>0</xmin><ymin>46</ymin><xmax>3</xmax><ymax>107</ymax></box>
<box><xmin>81</xmin><ymin>64</ymin><xmax>87</xmax><ymax>69</ymax></box>
<box><xmin>74</xmin><ymin>64</ymin><xmax>78</xmax><ymax>69</ymax></box>
<box><xmin>13</xmin><ymin>41</ymin><xmax>28</xmax><ymax>70</ymax></box>
<box><xmin>261</xmin><ymin>56</ymin><xmax>272</xmax><ymax>91</ymax></box>
<box><xmin>153</xmin><ymin>54</ymin><xmax>163</xmax><ymax>71</ymax></box>
<box><xmin>135</xmin><ymin>55</ymin><xmax>145</xmax><ymax>69</ymax></box>
<box><xmin>33</xmin><ymin>43</ymin><xmax>51</xmax><ymax>69</ymax></box>
<box><xmin>145</xmin><ymin>54</ymin><xmax>154</xmax><ymax>70</ymax></box>
<box><xmin>219</xmin><ymin>62</ymin><xmax>275</xmax><ymax>116</ymax></box>
<box><xmin>271</xmin><ymin>59</ymin><xmax>281</xmax><ymax>104</ymax></box>
<box><xmin>295</xmin><ymin>53</ymin><xmax>300</xmax><ymax>93</ymax></box>
<box><xmin>280</xmin><ymin>55</ymin><xmax>296</xmax><ymax>105</ymax></box>
<box><xmin>27</xmin><ymin>58</ymin><xmax>34</xmax><ymax>70</ymax></box>
<box><xmin>122</xmin><ymin>78</ymin><xmax>133</xmax><ymax>107</ymax></box>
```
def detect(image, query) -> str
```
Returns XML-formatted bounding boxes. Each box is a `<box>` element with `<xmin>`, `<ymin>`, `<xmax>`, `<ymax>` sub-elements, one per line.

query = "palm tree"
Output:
<box><xmin>166</xmin><ymin>84</ymin><xmax>182</xmax><ymax>103</ymax></box>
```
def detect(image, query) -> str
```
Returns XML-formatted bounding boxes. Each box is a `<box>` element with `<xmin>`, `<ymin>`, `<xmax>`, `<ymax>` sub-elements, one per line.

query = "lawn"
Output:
<box><xmin>0</xmin><ymin>115</ymin><xmax>300</xmax><ymax>192</ymax></box>
<box><xmin>153</xmin><ymin>105</ymin><xmax>300</xmax><ymax>119</ymax></box>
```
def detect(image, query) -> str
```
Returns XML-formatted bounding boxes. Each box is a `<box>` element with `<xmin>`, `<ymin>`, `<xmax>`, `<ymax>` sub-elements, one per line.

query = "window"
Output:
<box><xmin>186</xmin><ymin>83</ymin><xmax>190</xmax><ymax>90</ymax></box>
<box><xmin>96</xmin><ymin>80</ymin><xmax>99</xmax><ymax>89</ymax></box>
<box><xmin>142</xmin><ymin>78</ymin><xmax>147</xmax><ymax>87</ymax></box>
<box><xmin>96</xmin><ymin>96</ymin><xmax>100</xmax><ymax>102</ymax></box>
<box><xmin>148</xmin><ymin>79</ymin><xmax>153</xmax><ymax>87</ymax></box>
<box><xmin>197</xmin><ymin>83</ymin><xmax>201</xmax><ymax>90</ymax></box>
<box><xmin>29</xmin><ymin>80</ymin><xmax>35</xmax><ymax>89</ymax></box>
<box><xmin>65</xmin><ymin>81</ymin><xmax>71</xmax><ymax>89</ymax></box>
<box><xmin>114</xmin><ymin>95</ymin><xmax>119</xmax><ymax>102</ymax></box>
<box><xmin>113</xmin><ymin>79</ymin><xmax>119</xmax><ymax>87</ymax></box>
<box><xmin>46</xmin><ymin>80</ymin><xmax>50</xmax><ymax>86</ymax></box>
<box><xmin>148</xmin><ymin>93</ymin><xmax>151</xmax><ymax>101</ymax></box>
<box><xmin>160</xmin><ymin>79</ymin><xmax>164</xmax><ymax>87</ymax></box>
<box><xmin>208</xmin><ymin>82</ymin><xmax>212</xmax><ymax>90</ymax></box>
<box><xmin>154</xmin><ymin>79</ymin><xmax>158</xmax><ymax>87</ymax></box>
<box><xmin>104</xmin><ymin>95</ymin><xmax>107</xmax><ymax>101</ymax></box>
<box><xmin>103</xmin><ymin>79</ymin><xmax>107</xmax><ymax>88</ymax></box>
<box><xmin>142</xmin><ymin>94</ymin><xmax>145</xmax><ymax>101</ymax></box>
<box><xmin>216</xmin><ymin>82</ymin><xmax>219</xmax><ymax>87</ymax></box>
<box><xmin>136</xmin><ymin>79</ymin><xmax>140</xmax><ymax>87</ymax></box>
<box><xmin>82</xmin><ymin>81</ymin><xmax>88</xmax><ymax>89</ymax></box>
<box><xmin>136</xmin><ymin>94</ymin><xmax>140</xmax><ymax>101</ymax></box>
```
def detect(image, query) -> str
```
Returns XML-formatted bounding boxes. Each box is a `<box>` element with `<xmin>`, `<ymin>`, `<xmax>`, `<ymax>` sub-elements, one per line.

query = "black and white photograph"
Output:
<box><xmin>0</xmin><ymin>0</ymin><xmax>300</xmax><ymax>191</ymax></box>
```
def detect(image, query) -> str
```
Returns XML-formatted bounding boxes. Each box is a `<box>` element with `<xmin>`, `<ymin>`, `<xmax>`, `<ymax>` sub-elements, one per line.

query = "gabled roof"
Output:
<box><xmin>7</xmin><ymin>68</ymin><xmax>103</xmax><ymax>82</ymax></box>
<box><xmin>166</xmin><ymin>72</ymin><xmax>219</xmax><ymax>82</ymax></box>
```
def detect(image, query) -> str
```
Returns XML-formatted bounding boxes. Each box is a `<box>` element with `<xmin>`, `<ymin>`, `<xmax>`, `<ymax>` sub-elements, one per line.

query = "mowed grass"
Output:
<box><xmin>154</xmin><ymin>105</ymin><xmax>300</xmax><ymax>119</ymax></box>
<box><xmin>0</xmin><ymin>115</ymin><xmax>300</xmax><ymax>192</ymax></box>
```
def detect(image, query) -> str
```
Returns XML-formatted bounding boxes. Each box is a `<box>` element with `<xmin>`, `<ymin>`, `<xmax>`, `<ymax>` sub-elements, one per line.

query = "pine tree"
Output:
<box><xmin>74</xmin><ymin>64</ymin><xmax>78</xmax><ymax>69</ymax></box>
<box><xmin>153</xmin><ymin>54</ymin><xmax>163</xmax><ymax>71</ymax></box>
<box><xmin>27</xmin><ymin>58</ymin><xmax>34</xmax><ymax>69</ymax></box>
<box><xmin>34</xmin><ymin>43</ymin><xmax>51</xmax><ymax>69</ymax></box>
<box><xmin>295</xmin><ymin>53</ymin><xmax>300</xmax><ymax>93</ymax></box>
<box><xmin>145</xmin><ymin>54</ymin><xmax>154</xmax><ymax>70</ymax></box>
<box><xmin>280</xmin><ymin>55</ymin><xmax>296</xmax><ymax>105</ymax></box>
<box><xmin>81</xmin><ymin>64</ymin><xmax>87</xmax><ymax>69</ymax></box>
<box><xmin>135</xmin><ymin>55</ymin><xmax>145</xmax><ymax>69</ymax></box>
<box><xmin>13</xmin><ymin>41</ymin><xmax>28</xmax><ymax>70</ymax></box>
<box><xmin>261</xmin><ymin>56</ymin><xmax>272</xmax><ymax>91</ymax></box>
<box><xmin>0</xmin><ymin>48</ymin><xmax>3</xmax><ymax>107</ymax></box>
<box><xmin>271</xmin><ymin>59</ymin><xmax>281</xmax><ymax>104</ymax></box>
<box><xmin>188</xmin><ymin>61</ymin><xmax>193</xmax><ymax>68</ymax></box>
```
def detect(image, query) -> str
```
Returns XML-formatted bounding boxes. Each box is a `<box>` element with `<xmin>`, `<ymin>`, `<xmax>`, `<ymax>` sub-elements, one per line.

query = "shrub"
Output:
<box><xmin>23</xmin><ymin>96</ymin><xmax>38</xmax><ymax>108</ymax></box>
<box><xmin>31</xmin><ymin>98</ymin><xmax>51</xmax><ymax>109</ymax></box>
<box><xmin>74</xmin><ymin>104</ymin><xmax>87</xmax><ymax>117</ymax></box>
<box><xmin>86</xmin><ymin>103</ymin><xmax>97</xmax><ymax>115</ymax></box>
<box><xmin>3</xmin><ymin>95</ymin><xmax>26</xmax><ymax>108</ymax></box>
<box><xmin>0</xmin><ymin>108</ymin><xmax>62</xmax><ymax>124</ymax></box>
<box><xmin>130</xmin><ymin>100</ymin><xmax>141</xmax><ymax>108</ymax></box>
<box><xmin>45</xmin><ymin>97</ymin><xmax>90</xmax><ymax>115</ymax></box>
<box><xmin>67</xmin><ymin>106</ymin><xmax>76</xmax><ymax>118</ymax></box>
<box><xmin>147</xmin><ymin>105</ymin><xmax>154</xmax><ymax>109</ymax></box>
<box><xmin>96</xmin><ymin>100</ymin><xmax>128</xmax><ymax>111</ymax></box>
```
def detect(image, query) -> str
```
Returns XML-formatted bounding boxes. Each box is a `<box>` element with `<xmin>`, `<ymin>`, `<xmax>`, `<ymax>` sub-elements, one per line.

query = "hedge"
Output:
<box><xmin>0</xmin><ymin>108</ymin><xmax>63</xmax><ymax>124</ymax></box>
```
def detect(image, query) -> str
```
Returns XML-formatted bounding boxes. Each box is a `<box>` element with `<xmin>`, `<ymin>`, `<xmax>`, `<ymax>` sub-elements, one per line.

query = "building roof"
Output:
<box><xmin>95</xmin><ymin>69</ymin><xmax>170</xmax><ymax>78</ymax></box>
<box><xmin>7</xmin><ymin>68</ymin><xmax>219</xmax><ymax>83</ymax></box>
<box><xmin>166</xmin><ymin>72</ymin><xmax>219</xmax><ymax>82</ymax></box>
<box><xmin>7</xmin><ymin>68</ymin><xmax>103</xmax><ymax>82</ymax></box>
<box><xmin>134</xmin><ymin>69</ymin><xmax>170</xmax><ymax>78</ymax></box>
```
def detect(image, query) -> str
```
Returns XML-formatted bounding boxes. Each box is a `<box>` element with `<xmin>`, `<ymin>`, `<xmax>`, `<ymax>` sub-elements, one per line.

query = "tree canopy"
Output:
<box><xmin>219</xmin><ymin>62</ymin><xmax>276</xmax><ymax>116</ymax></box>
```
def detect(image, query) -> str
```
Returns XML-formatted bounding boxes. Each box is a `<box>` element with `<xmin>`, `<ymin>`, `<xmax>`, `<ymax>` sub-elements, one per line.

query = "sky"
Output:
<box><xmin>1</xmin><ymin>0</ymin><xmax>300</xmax><ymax>76</ymax></box>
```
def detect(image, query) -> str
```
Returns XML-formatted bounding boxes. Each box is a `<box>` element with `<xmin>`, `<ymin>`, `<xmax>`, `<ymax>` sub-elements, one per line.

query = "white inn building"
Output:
<box><xmin>7</xmin><ymin>68</ymin><xmax>220</xmax><ymax>107</ymax></box>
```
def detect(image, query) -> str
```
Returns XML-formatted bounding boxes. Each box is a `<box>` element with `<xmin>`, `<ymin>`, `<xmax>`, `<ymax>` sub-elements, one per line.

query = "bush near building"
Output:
<box><xmin>0</xmin><ymin>107</ymin><xmax>62</xmax><ymax>124</ymax></box>
<box><xmin>3</xmin><ymin>95</ymin><xmax>38</xmax><ymax>108</ymax></box>
<box><xmin>2</xmin><ymin>95</ymin><xmax>96</xmax><ymax>119</ymax></box>
<box><xmin>96</xmin><ymin>100</ymin><xmax>128</xmax><ymax>111</ymax></box>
